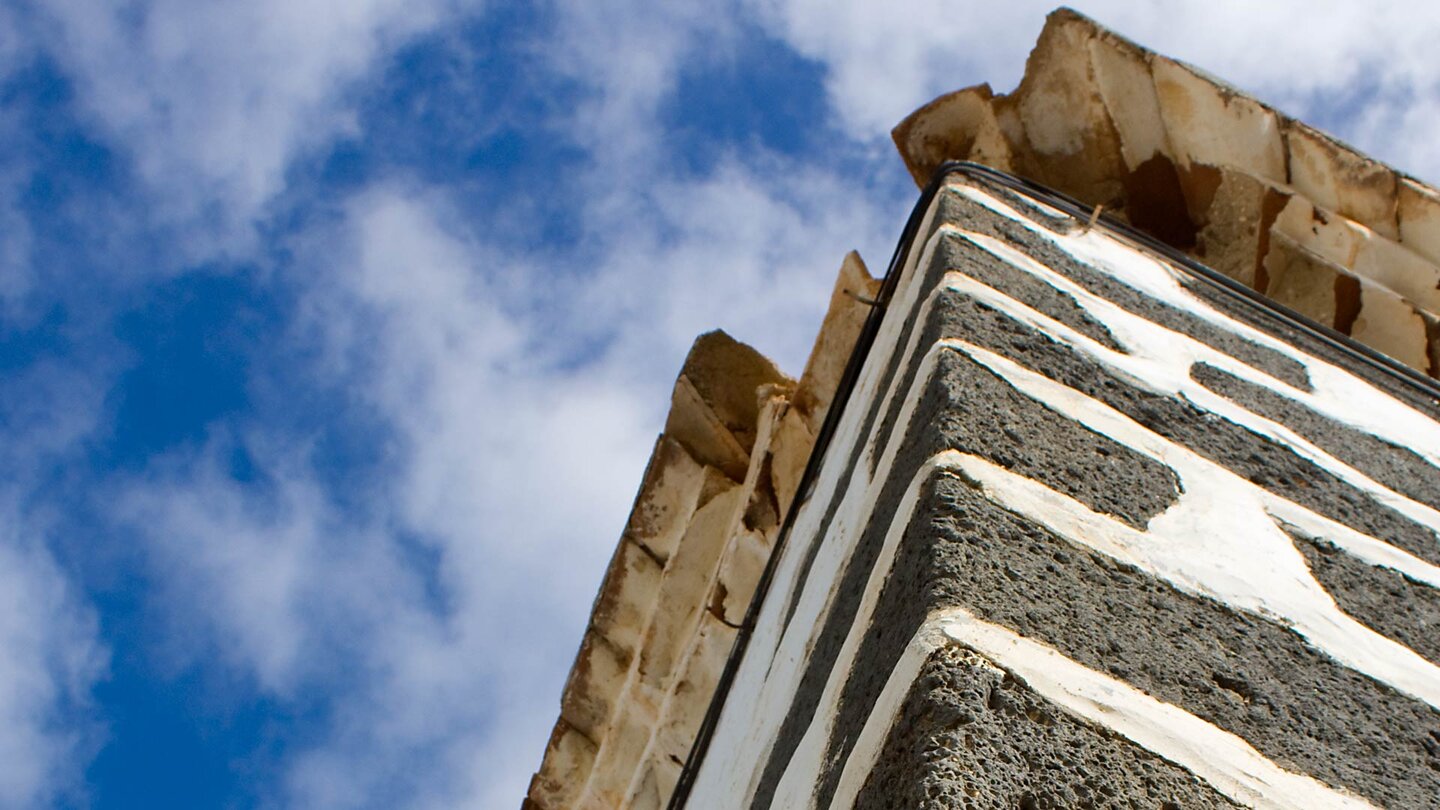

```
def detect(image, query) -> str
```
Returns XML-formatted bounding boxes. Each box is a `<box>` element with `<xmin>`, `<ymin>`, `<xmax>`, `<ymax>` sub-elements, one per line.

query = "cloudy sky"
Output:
<box><xmin>2</xmin><ymin>1</ymin><xmax>1438</xmax><ymax>807</ymax></box>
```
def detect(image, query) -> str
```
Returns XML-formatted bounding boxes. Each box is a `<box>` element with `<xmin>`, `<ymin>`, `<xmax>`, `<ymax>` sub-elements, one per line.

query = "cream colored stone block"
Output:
<box><xmin>1272</xmin><ymin>194</ymin><xmax>1362</xmax><ymax>268</ymax></box>
<box><xmin>1351</xmin><ymin>228</ymin><xmax>1440</xmax><ymax>313</ymax></box>
<box><xmin>1193</xmin><ymin>167</ymin><xmax>1270</xmax><ymax>288</ymax></box>
<box><xmin>1263</xmin><ymin>233</ymin><xmax>1340</xmax><ymax>327</ymax></box>
<box><xmin>527</xmin><ymin>719</ymin><xmax>598</xmax><ymax>810</ymax></box>
<box><xmin>624</xmin><ymin>761</ymin><xmax>665</xmax><ymax>810</ymax></box>
<box><xmin>968</xmin><ymin>105</ymin><xmax>1018</xmax><ymax>174</ymax></box>
<box><xmin>591</xmin><ymin>539</ymin><xmax>664</xmax><ymax>659</ymax></box>
<box><xmin>560</xmin><ymin>632</ymin><xmax>630</xmax><ymax>744</ymax></box>
<box><xmin>768</xmin><ymin>407</ymin><xmax>813</xmax><ymax>519</ymax></box>
<box><xmin>664</xmin><ymin>375</ymin><xmax>750</xmax><ymax>482</ymax></box>
<box><xmin>577</xmin><ymin>687</ymin><xmax>660</xmax><ymax>809</ymax></box>
<box><xmin>736</xmin><ymin>412</ymin><xmax>785</xmax><ymax>539</ymax></box>
<box><xmin>794</xmin><ymin>251</ymin><xmax>879</xmax><ymax>432</ymax></box>
<box><xmin>1288</xmin><ymin>188</ymin><xmax>1440</xmax><ymax>332</ymax></box>
<box><xmin>1013</xmin><ymin>11</ymin><xmax>1125</xmax><ymax>205</ymax></box>
<box><xmin>649</xmin><ymin>610</ymin><xmax>738</xmax><ymax>765</ymax></box>
<box><xmin>1087</xmin><ymin>34</ymin><xmax>1169</xmax><ymax>170</ymax></box>
<box><xmin>890</xmin><ymin>85</ymin><xmax>1007</xmax><ymax>186</ymax></box>
<box><xmin>623</xmin><ymin>752</ymin><xmax>682</xmax><ymax>810</ymax></box>
<box><xmin>1398</xmin><ymin>178</ymin><xmax>1440</xmax><ymax>267</ymax></box>
<box><xmin>1351</xmin><ymin>280</ymin><xmax>1431</xmax><ymax>371</ymax></box>
<box><xmin>992</xmin><ymin>96</ymin><xmax>1032</xmax><ymax>172</ymax></box>
<box><xmin>637</xmin><ymin>481</ymin><xmax>745</xmax><ymax>691</ymax></box>
<box><xmin>623</xmin><ymin>437</ymin><xmax>708</xmax><ymax>563</ymax></box>
<box><xmin>715</xmin><ymin>528</ymin><xmax>768</xmax><ymax>626</ymax></box>
<box><xmin>1152</xmin><ymin>57</ymin><xmax>1285</xmax><ymax>184</ymax></box>
<box><xmin>651</xmin><ymin>755</ymin><xmax>682</xmax><ymax>807</ymax></box>
<box><xmin>621</xmin><ymin>611</ymin><xmax>735</xmax><ymax>808</ymax></box>
<box><xmin>1286</xmin><ymin>122</ymin><xmax>1398</xmax><ymax>238</ymax></box>
<box><xmin>674</xmin><ymin>331</ymin><xmax>790</xmax><ymax>454</ymax></box>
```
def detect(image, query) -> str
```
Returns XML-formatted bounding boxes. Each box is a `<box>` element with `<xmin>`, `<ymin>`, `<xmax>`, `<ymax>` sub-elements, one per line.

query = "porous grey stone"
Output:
<box><xmin>853</xmin><ymin>644</ymin><xmax>1244</xmax><ymax>810</ymax></box>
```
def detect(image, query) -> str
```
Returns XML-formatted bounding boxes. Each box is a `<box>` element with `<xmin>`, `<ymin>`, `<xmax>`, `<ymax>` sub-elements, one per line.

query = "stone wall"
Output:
<box><xmin>528</xmin><ymin>10</ymin><xmax>1440</xmax><ymax>807</ymax></box>
<box><xmin>524</xmin><ymin>255</ymin><xmax>879</xmax><ymax>809</ymax></box>
<box><xmin>683</xmin><ymin>172</ymin><xmax>1440</xmax><ymax>808</ymax></box>
<box><xmin>894</xmin><ymin>8</ymin><xmax>1440</xmax><ymax>376</ymax></box>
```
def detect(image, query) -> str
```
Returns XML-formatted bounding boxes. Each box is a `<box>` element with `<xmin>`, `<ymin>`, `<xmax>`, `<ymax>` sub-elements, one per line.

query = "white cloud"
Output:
<box><xmin>0</xmin><ymin>504</ymin><xmax>106</xmax><ymax>808</ymax></box>
<box><xmin>742</xmin><ymin>0</ymin><xmax>1040</xmax><ymax>138</ymax></box>
<box><xmin>278</xmin><ymin>171</ymin><xmax>884</xmax><ymax>803</ymax></box>
<box><xmin>747</xmin><ymin>0</ymin><xmax>1440</xmax><ymax>181</ymax></box>
<box><xmin>0</xmin><ymin>316</ymin><xmax>112</xmax><ymax>807</ymax></box>
<box><xmin>0</xmin><ymin>0</ymin><xmax>533</xmax><ymax>788</ymax></box>
<box><xmin>116</xmin><ymin>184</ymin><xmax>661</xmax><ymax>805</ymax></box>
<box><xmin>115</xmin><ymin>136</ymin><xmax>896</xmax><ymax>802</ymax></box>
<box><xmin>576</xmin><ymin>157</ymin><xmax>898</xmax><ymax>375</ymax></box>
<box><xmin>92</xmin><ymin>2</ymin><xmax>898</xmax><ymax>804</ymax></box>
<box><xmin>122</xmin><ymin>446</ymin><xmax>344</xmax><ymax>693</ymax></box>
<box><xmin>77</xmin><ymin>2</ymin><xmax>1440</xmax><ymax>808</ymax></box>
<box><xmin>545</xmin><ymin>0</ymin><xmax>741</xmax><ymax>165</ymax></box>
<box><xmin>28</xmin><ymin>0</ymin><xmax>471</xmax><ymax>250</ymax></box>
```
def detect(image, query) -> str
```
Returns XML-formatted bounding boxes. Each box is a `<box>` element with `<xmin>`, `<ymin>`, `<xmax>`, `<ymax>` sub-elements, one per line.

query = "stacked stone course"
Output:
<box><xmin>526</xmin><ymin>256</ymin><xmax>880</xmax><ymax>809</ymax></box>
<box><xmin>895</xmin><ymin>9</ymin><xmax>1440</xmax><ymax>374</ymax></box>
<box><xmin>528</xmin><ymin>9</ymin><xmax>1440</xmax><ymax>809</ymax></box>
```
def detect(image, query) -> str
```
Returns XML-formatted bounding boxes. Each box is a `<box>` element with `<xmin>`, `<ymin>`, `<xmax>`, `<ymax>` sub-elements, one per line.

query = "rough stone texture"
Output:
<box><xmin>893</xmin><ymin>7</ymin><xmax>1440</xmax><ymax>376</ymax></box>
<box><xmin>794</xmin><ymin>251</ymin><xmax>882</xmax><ymax>433</ymax></box>
<box><xmin>752</xmin><ymin>349</ymin><xmax>1185</xmax><ymax>809</ymax></box>
<box><xmin>926</xmin><ymin>288</ymin><xmax>1440</xmax><ymax>569</ymax></box>
<box><xmin>1292</xmin><ymin>532</ymin><xmax>1440</xmax><ymax>666</ymax></box>
<box><xmin>854</xmin><ymin>645</ymin><xmax>1243</xmax><ymax>810</ymax></box>
<box><xmin>1284</xmin><ymin>120</ymin><xmax>1398</xmax><ymax>239</ymax></box>
<box><xmin>927</xmin><ymin>228</ymin><xmax>1124</xmax><ymax>352</ymax></box>
<box><xmin>755</xmin><ymin>283</ymin><xmax>1440</xmax><ymax>807</ymax></box>
<box><xmin>700</xmin><ymin>171</ymin><xmax>1440</xmax><ymax>810</ymax></box>
<box><xmin>526</xmin><ymin>255</ymin><xmax>879</xmax><ymax>810</ymax></box>
<box><xmin>931</xmin><ymin>187</ymin><xmax>1314</xmax><ymax>389</ymax></box>
<box><xmin>624</xmin><ymin>437</ymin><xmax>709</xmax><ymax>563</ymax></box>
<box><xmin>533</xmin><ymin>12</ymin><xmax>1440</xmax><ymax>808</ymax></box>
<box><xmin>527</xmin><ymin>720</ymin><xmax>598</xmax><ymax>809</ymax></box>
<box><xmin>1190</xmin><ymin>361</ymin><xmax>1440</xmax><ymax>510</ymax></box>
<box><xmin>810</xmin><ymin>474</ymin><xmax>1440</xmax><ymax>809</ymax></box>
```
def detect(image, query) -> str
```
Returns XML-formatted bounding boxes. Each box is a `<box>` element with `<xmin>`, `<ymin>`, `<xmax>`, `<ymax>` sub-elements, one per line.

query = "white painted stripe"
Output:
<box><xmin>934</xmin><ymin>266</ymin><xmax>1440</xmax><ymax>588</ymax></box>
<box><xmin>689</xmin><ymin>181</ymin><xmax>1440</xmax><ymax>807</ymax></box>
<box><xmin>826</xmin><ymin>622</ymin><xmax>948</xmax><ymax>809</ymax></box>
<box><xmin>830</xmin><ymin>611</ymin><xmax>1381</xmax><ymax>810</ymax></box>
<box><xmin>684</xmin><ymin>184</ymin><xmax>959</xmax><ymax>805</ymax></box>
<box><xmin>767</xmin><ymin>318</ymin><xmax>1440</xmax><ymax>804</ymax></box>
<box><xmin>951</xmin><ymin>341</ymin><xmax>1440</xmax><ymax>709</ymax></box>
<box><xmin>942</xmin><ymin>232</ymin><xmax>1440</xmax><ymax>536</ymax></box>
<box><xmin>949</xmin><ymin>184</ymin><xmax>1440</xmax><ymax>468</ymax></box>
<box><xmin>768</xmin><ymin>318</ymin><xmax>1440</xmax><ymax>806</ymax></box>
<box><xmin>934</xmin><ymin>608</ymin><xmax>1379</xmax><ymax>810</ymax></box>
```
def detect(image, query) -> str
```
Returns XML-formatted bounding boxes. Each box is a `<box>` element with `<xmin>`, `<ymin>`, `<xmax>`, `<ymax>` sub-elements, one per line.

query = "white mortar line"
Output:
<box><xmin>941</xmin><ymin>234</ymin><xmax>1440</xmax><ymax>534</ymax></box>
<box><xmin>770</xmin><ymin>324</ymin><xmax>1440</xmax><ymax>805</ymax></box>
<box><xmin>950</xmin><ymin>341</ymin><xmax>1440</xmax><ymax>707</ymax></box>
<box><xmin>689</xmin><ymin>183</ymin><xmax>1440</xmax><ymax>806</ymax></box>
<box><xmin>830</xmin><ymin>608</ymin><xmax>1380</xmax><ymax>810</ymax></box>
<box><xmin>950</xmin><ymin>185</ymin><xmax>1440</xmax><ymax>467</ymax></box>
<box><xmin>683</xmin><ymin>189</ymin><xmax>956</xmax><ymax>805</ymax></box>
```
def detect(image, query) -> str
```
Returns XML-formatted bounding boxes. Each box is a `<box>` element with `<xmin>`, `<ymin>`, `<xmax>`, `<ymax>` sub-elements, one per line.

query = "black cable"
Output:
<box><xmin>663</xmin><ymin>159</ymin><xmax>951</xmax><ymax>810</ymax></box>
<box><xmin>664</xmin><ymin>160</ymin><xmax>1440</xmax><ymax>810</ymax></box>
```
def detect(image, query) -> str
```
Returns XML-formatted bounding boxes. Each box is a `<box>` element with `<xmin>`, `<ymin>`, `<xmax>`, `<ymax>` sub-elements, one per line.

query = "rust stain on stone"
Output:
<box><xmin>1333</xmin><ymin>274</ymin><xmax>1363</xmax><ymax>336</ymax></box>
<box><xmin>1123</xmin><ymin>153</ymin><xmax>1197</xmax><ymax>251</ymax></box>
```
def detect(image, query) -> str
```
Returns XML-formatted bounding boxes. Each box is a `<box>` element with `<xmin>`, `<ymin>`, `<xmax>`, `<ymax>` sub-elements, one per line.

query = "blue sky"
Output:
<box><xmin>1</xmin><ymin>1</ymin><xmax>1437</xmax><ymax>807</ymax></box>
